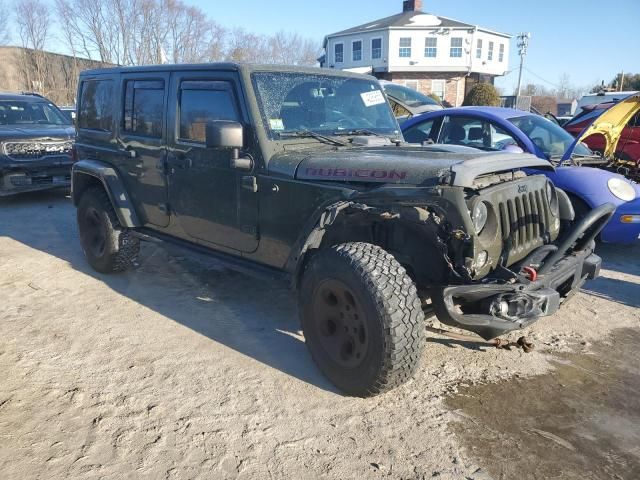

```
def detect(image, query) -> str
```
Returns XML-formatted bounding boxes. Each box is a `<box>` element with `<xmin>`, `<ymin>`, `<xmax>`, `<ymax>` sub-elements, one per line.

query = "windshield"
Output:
<box><xmin>252</xmin><ymin>72</ymin><xmax>399</xmax><ymax>138</ymax></box>
<box><xmin>383</xmin><ymin>83</ymin><xmax>440</xmax><ymax>108</ymax></box>
<box><xmin>0</xmin><ymin>100</ymin><xmax>71</xmax><ymax>126</ymax></box>
<box><xmin>509</xmin><ymin>115</ymin><xmax>591</xmax><ymax>157</ymax></box>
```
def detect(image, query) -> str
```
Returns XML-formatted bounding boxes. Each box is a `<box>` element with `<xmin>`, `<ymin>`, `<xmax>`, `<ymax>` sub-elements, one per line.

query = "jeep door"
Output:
<box><xmin>118</xmin><ymin>73</ymin><xmax>170</xmax><ymax>227</ymax></box>
<box><xmin>166</xmin><ymin>72</ymin><xmax>259</xmax><ymax>253</ymax></box>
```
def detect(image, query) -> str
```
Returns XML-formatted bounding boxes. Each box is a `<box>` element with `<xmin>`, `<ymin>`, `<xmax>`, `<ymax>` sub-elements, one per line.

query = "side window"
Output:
<box><xmin>440</xmin><ymin>116</ymin><xmax>482</xmax><ymax>145</ymax></box>
<box><xmin>78</xmin><ymin>79</ymin><xmax>114</xmax><ymax>131</ymax></box>
<box><xmin>631</xmin><ymin>112</ymin><xmax>640</xmax><ymax>128</ymax></box>
<box><xmin>179</xmin><ymin>82</ymin><xmax>239</xmax><ymax>143</ymax></box>
<box><xmin>403</xmin><ymin>119</ymin><xmax>436</xmax><ymax>144</ymax></box>
<box><xmin>123</xmin><ymin>80</ymin><xmax>164</xmax><ymax>138</ymax></box>
<box><xmin>390</xmin><ymin>99</ymin><xmax>411</xmax><ymax>120</ymax></box>
<box><xmin>490</xmin><ymin>123</ymin><xmax>519</xmax><ymax>150</ymax></box>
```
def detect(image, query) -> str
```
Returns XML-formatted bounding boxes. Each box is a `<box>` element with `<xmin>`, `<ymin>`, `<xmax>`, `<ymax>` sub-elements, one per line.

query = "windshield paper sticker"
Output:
<box><xmin>360</xmin><ymin>90</ymin><xmax>386</xmax><ymax>107</ymax></box>
<box><xmin>269</xmin><ymin>118</ymin><xmax>285</xmax><ymax>131</ymax></box>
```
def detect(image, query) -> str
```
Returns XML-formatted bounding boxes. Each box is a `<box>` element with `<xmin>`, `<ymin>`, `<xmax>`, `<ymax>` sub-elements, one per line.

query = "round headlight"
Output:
<box><xmin>472</xmin><ymin>201</ymin><xmax>488</xmax><ymax>233</ymax></box>
<box><xmin>546</xmin><ymin>180</ymin><xmax>559</xmax><ymax>217</ymax></box>
<box><xmin>607</xmin><ymin>177</ymin><xmax>636</xmax><ymax>202</ymax></box>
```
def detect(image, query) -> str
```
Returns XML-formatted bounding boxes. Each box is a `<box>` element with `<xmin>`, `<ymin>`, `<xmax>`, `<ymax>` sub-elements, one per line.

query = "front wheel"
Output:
<box><xmin>299</xmin><ymin>243</ymin><xmax>426</xmax><ymax>397</ymax></box>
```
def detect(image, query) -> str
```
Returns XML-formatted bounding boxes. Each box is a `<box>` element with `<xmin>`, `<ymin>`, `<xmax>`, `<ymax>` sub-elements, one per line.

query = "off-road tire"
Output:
<box><xmin>299</xmin><ymin>242</ymin><xmax>426</xmax><ymax>397</ymax></box>
<box><xmin>77</xmin><ymin>186</ymin><xmax>140</xmax><ymax>273</ymax></box>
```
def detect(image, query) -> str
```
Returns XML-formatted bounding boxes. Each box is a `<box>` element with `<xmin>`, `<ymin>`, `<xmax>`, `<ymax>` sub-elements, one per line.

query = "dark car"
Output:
<box><xmin>71</xmin><ymin>64</ymin><xmax>612</xmax><ymax>396</ymax></box>
<box><xmin>0</xmin><ymin>92</ymin><xmax>75</xmax><ymax>196</ymax></box>
<box><xmin>379</xmin><ymin>80</ymin><xmax>443</xmax><ymax>122</ymax></box>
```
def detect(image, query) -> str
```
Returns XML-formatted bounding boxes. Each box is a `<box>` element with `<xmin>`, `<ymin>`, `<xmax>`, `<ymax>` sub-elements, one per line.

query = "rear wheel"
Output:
<box><xmin>299</xmin><ymin>242</ymin><xmax>426</xmax><ymax>397</ymax></box>
<box><xmin>77</xmin><ymin>186</ymin><xmax>139</xmax><ymax>273</ymax></box>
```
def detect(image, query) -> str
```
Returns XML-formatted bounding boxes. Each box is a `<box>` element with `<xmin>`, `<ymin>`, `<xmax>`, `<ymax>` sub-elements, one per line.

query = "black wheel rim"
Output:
<box><xmin>311</xmin><ymin>279</ymin><xmax>369</xmax><ymax>369</ymax></box>
<box><xmin>81</xmin><ymin>207</ymin><xmax>107</xmax><ymax>257</ymax></box>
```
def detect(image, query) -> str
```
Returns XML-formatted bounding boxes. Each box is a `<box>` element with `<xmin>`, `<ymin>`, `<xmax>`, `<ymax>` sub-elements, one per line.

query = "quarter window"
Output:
<box><xmin>498</xmin><ymin>44</ymin><xmax>505</xmax><ymax>62</ymax></box>
<box><xmin>352</xmin><ymin>40</ymin><xmax>362</xmax><ymax>61</ymax></box>
<box><xmin>424</xmin><ymin>37</ymin><xmax>437</xmax><ymax>57</ymax></box>
<box><xmin>334</xmin><ymin>43</ymin><xmax>344</xmax><ymax>63</ymax></box>
<box><xmin>431</xmin><ymin>80</ymin><xmax>445</xmax><ymax>101</ymax></box>
<box><xmin>178</xmin><ymin>82</ymin><xmax>239</xmax><ymax>143</ymax></box>
<box><xmin>123</xmin><ymin>80</ymin><xmax>164</xmax><ymax>138</ymax></box>
<box><xmin>488</xmin><ymin>41</ymin><xmax>494</xmax><ymax>61</ymax></box>
<box><xmin>78</xmin><ymin>79</ymin><xmax>114</xmax><ymax>131</ymax></box>
<box><xmin>399</xmin><ymin>37</ymin><xmax>412</xmax><ymax>58</ymax></box>
<box><xmin>371</xmin><ymin>38</ymin><xmax>382</xmax><ymax>59</ymax></box>
<box><xmin>476</xmin><ymin>39</ymin><xmax>482</xmax><ymax>59</ymax></box>
<box><xmin>450</xmin><ymin>37</ymin><xmax>463</xmax><ymax>58</ymax></box>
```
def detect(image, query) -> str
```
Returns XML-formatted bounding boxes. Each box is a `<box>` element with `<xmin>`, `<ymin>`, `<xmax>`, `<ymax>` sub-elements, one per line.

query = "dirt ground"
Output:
<box><xmin>1</xmin><ymin>190</ymin><xmax>639</xmax><ymax>480</ymax></box>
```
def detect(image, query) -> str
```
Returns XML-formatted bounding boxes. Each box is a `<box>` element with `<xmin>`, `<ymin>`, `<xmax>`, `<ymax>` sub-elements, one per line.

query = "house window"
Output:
<box><xmin>371</xmin><ymin>38</ymin><xmax>382</xmax><ymax>59</ymax></box>
<box><xmin>498</xmin><ymin>44</ymin><xmax>505</xmax><ymax>62</ymax></box>
<box><xmin>405</xmin><ymin>80</ymin><xmax>419</xmax><ymax>91</ymax></box>
<box><xmin>334</xmin><ymin>43</ymin><xmax>343</xmax><ymax>63</ymax></box>
<box><xmin>399</xmin><ymin>37</ymin><xmax>412</xmax><ymax>58</ymax></box>
<box><xmin>450</xmin><ymin>37</ymin><xmax>463</xmax><ymax>58</ymax></box>
<box><xmin>424</xmin><ymin>37</ymin><xmax>437</xmax><ymax>57</ymax></box>
<box><xmin>431</xmin><ymin>80</ymin><xmax>445</xmax><ymax>101</ymax></box>
<box><xmin>352</xmin><ymin>40</ymin><xmax>362</xmax><ymax>61</ymax></box>
<box><xmin>476</xmin><ymin>39</ymin><xmax>482</xmax><ymax>59</ymax></box>
<box><xmin>488</xmin><ymin>41</ymin><xmax>494</xmax><ymax>61</ymax></box>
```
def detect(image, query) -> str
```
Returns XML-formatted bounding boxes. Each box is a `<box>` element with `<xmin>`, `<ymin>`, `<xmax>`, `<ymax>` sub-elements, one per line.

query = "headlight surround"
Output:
<box><xmin>471</xmin><ymin>201</ymin><xmax>488</xmax><ymax>233</ymax></box>
<box><xmin>607</xmin><ymin>177</ymin><xmax>636</xmax><ymax>202</ymax></box>
<box><xmin>546</xmin><ymin>180</ymin><xmax>560</xmax><ymax>217</ymax></box>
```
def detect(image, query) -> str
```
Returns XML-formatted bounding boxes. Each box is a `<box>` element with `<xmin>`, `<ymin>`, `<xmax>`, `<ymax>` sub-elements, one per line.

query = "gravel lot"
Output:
<box><xmin>1</xmin><ymin>190</ymin><xmax>639</xmax><ymax>479</ymax></box>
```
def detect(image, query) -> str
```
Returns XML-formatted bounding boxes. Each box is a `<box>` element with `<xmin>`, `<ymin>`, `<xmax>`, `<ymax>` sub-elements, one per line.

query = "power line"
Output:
<box><xmin>522</xmin><ymin>67</ymin><xmax>562</xmax><ymax>89</ymax></box>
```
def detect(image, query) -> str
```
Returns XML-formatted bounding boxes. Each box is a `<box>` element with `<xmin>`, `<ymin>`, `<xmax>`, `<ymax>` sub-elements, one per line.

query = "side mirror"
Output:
<box><xmin>502</xmin><ymin>144</ymin><xmax>524</xmax><ymax>154</ymax></box>
<box><xmin>205</xmin><ymin>120</ymin><xmax>243</xmax><ymax>149</ymax></box>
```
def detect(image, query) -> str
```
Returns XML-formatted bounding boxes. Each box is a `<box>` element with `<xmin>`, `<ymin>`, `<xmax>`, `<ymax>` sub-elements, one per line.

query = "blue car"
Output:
<box><xmin>401</xmin><ymin>107</ymin><xmax>640</xmax><ymax>244</ymax></box>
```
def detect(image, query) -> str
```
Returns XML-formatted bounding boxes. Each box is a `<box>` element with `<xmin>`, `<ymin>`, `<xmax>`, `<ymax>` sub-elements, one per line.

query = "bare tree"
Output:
<box><xmin>0</xmin><ymin>0</ymin><xmax>11</xmax><ymax>45</ymax></box>
<box><xmin>14</xmin><ymin>0</ymin><xmax>51</xmax><ymax>94</ymax></box>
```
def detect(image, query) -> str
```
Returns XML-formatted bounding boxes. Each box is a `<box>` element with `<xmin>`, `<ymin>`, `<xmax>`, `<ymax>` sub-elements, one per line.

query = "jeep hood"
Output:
<box><xmin>564</xmin><ymin>93</ymin><xmax>640</xmax><ymax>160</ymax></box>
<box><xmin>268</xmin><ymin>145</ymin><xmax>553</xmax><ymax>188</ymax></box>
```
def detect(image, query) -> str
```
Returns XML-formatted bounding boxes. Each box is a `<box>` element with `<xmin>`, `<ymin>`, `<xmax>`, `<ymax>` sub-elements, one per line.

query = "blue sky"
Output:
<box><xmin>199</xmin><ymin>0</ymin><xmax>640</xmax><ymax>93</ymax></box>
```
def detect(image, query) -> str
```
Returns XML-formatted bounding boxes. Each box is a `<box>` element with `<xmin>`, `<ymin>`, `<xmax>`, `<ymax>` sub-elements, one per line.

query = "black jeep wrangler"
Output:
<box><xmin>0</xmin><ymin>92</ymin><xmax>75</xmax><ymax>196</ymax></box>
<box><xmin>71</xmin><ymin>64</ymin><xmax>613</xmax><ymax>396</ymax></box>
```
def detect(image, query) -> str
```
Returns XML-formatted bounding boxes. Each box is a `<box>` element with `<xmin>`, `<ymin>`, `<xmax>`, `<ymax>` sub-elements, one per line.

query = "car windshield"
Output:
<box><xmin>0</xmin><ymin>100</ymin><xmax>71</xmax><ymax>126</ymax></box>
<box><xmin>252</xmin><ymin>72</ymin><xmax>399</xmax><ymax>138</ymax></box>
<box><xmin>383</xmin><ymin>83</ymin><xmax>440</xmax><ymax>108</ymax></box>
<box><xmin>509</xmin><ymin>114</ymin><xmax>592</xmax><ymax>158</ymax></box>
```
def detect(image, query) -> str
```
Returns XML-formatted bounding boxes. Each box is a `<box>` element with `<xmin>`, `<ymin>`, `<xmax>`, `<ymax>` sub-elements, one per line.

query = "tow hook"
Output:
<box><xmin>521</xmin><ymin>266</ymin><xmax>538</xmax><ymax>281</ymax></box>
<box><xmin>425</xmin><ymin>326</ymin><xmax>535</xmax><ymax>353</ymax></box>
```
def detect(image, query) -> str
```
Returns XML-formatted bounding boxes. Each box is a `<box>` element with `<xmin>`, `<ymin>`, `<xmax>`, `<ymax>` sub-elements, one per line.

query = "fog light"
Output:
<box><xmin>476</xmin><ymin>250</ymin><xmax>488</xmax><ymax>269</ymax></box>
<box><xmin>621</xmin><ymin>214</ymin><xmax>640</xmax><ymax>224</ymax></box>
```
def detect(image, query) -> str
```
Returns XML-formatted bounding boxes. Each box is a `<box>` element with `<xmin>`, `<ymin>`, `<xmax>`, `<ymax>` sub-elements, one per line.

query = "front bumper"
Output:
<box><xmin>0</xmin><ymin>156</ymin><xmax>73</xmax><ymax>196</ymax></box>
<box><xmin>431</xmin><ymin>203</ymin><xmax>615</xmax><ymax>340</ymax></box>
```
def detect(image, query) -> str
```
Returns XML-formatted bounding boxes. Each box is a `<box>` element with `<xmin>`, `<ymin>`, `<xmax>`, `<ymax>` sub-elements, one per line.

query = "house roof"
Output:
<box><xmin>325</xmin><ymin>10</ymin><xmax>509</xmax><ymax>39</ymax></box>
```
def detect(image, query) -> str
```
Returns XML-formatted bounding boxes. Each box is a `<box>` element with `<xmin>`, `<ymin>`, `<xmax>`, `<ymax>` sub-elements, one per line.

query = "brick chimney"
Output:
<box><xmin>403</xmin><ymin>0</ymin><xmax>423</xmax><ymax>12</ymax></box>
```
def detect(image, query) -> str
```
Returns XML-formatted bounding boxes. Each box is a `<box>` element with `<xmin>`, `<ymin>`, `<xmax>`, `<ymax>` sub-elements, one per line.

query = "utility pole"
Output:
<box><xmin>515</xmin><ymin>32</ymin><xmax>531</xmax><ymax>110</ymax></box>
<box><xmin>619</xmin><ymin>70</ymin><xmax>625</xmax><ymax>91</ymax></box>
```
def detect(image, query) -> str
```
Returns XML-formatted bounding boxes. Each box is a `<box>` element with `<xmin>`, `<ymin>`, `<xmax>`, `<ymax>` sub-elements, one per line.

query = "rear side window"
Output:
<box><xmin>78</xmin><ymin>79</ymin><xmax>114</xmax><ymax>131</ymax></box>
<box><xmin>178</xmin><ymin>81</ymin><xmax>239</xmax><ymax>143</ymax></box>
<box><xmin>123</xmin><ymin>80</ymin><xmax>164</xmax><ymax>138</ymax></box>
<box><xmin>564</xmin><ymin>108</ymin><xmax>602</xmax><ymax>128</ymax></box>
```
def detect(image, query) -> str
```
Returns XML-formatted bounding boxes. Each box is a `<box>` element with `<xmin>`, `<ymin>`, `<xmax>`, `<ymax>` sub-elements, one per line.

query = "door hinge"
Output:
<box><xmin>241</xmin><ymin>176</ymin><xmax>258</xmax><ymax>193</ymax></box>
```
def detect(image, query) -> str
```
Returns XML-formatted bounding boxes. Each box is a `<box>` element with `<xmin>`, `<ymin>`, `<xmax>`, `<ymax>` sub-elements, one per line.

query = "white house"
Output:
<box><xmin>320</xmin><ymin>0</ymin><xmax>511</xmax><ymax>106</ymax></box>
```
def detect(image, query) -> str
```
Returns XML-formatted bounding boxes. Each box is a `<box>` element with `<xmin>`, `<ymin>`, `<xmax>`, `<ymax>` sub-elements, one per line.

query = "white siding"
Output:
<box><xmin>325</xmin><ymin>31</ymin><xmax>390</xmax><ymax>70</ymax></box>
<box><xmin>325</xmin><ymin>27</ymin><xmax>510</xmax><ymax>76</ymax></box>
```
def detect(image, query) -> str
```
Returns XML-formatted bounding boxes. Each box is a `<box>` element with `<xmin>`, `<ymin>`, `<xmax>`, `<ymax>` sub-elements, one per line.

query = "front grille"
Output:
<box><xmin>498</xmin><ymin>186</ymin><xmax>552</xmax><ymax>259</ymax></box>
<box><xmin>2</xmin><ymin>140</ymin><xmax>73</xmax><ymax>161</ymax></box>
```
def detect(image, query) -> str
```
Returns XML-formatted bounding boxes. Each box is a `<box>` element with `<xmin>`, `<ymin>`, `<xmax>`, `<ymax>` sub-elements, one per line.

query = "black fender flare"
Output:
<box><xmin>72</xmin><ymin>160</ymin><xmax>142</xmax><ymax>228</ymax></box>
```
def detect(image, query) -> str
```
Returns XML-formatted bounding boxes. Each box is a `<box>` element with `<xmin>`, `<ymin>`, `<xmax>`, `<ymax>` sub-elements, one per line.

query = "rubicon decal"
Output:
<box><xmin>303</xmin><ymin>167</ymin><xmax>408</xmax><ymax>180</ymax></box>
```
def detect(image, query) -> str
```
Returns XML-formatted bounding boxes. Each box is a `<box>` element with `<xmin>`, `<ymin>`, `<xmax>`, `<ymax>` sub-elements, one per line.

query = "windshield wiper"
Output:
<box><xmin>278</xmin><ymin>130</ymin><xmax>347</xmax><ymax>146</ymax></box>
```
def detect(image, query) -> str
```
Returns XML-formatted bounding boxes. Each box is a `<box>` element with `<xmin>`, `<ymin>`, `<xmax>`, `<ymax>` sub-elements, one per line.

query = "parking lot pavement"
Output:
<box><xmin>1</xmin><ymin>190</ymin><xmax>639</xmax><ymax>479</ymax></box>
